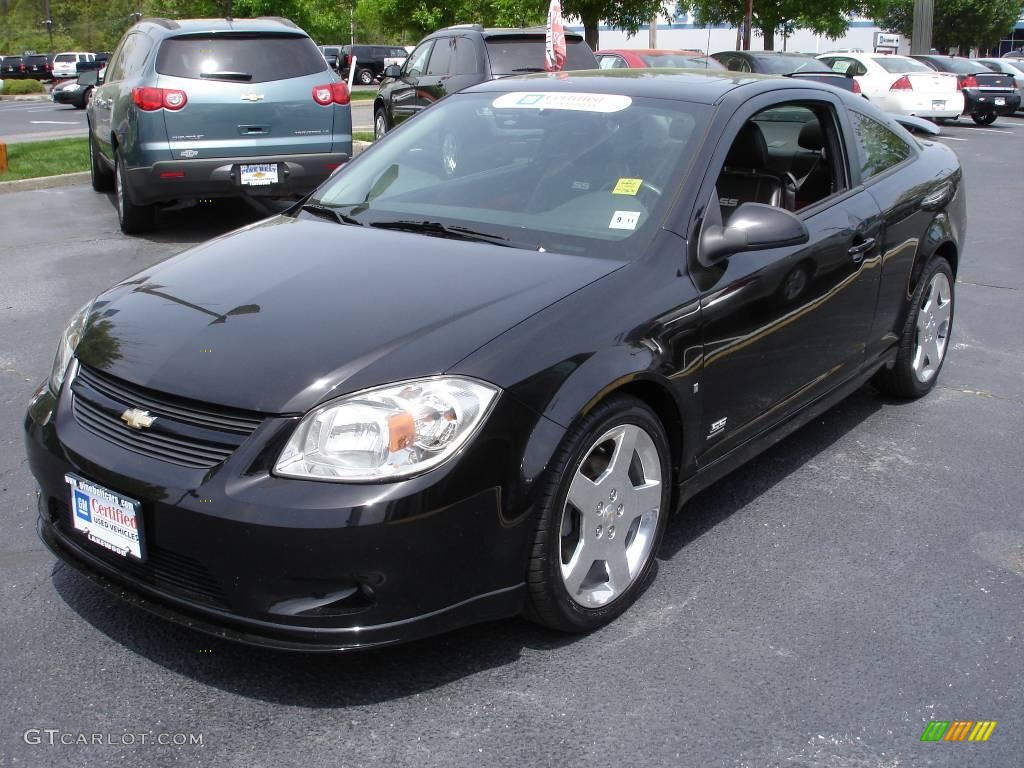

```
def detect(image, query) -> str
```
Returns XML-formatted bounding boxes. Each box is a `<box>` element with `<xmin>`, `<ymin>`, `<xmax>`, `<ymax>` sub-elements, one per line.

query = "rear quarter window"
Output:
<box><xmin>850</xmin><ymin>112</ymin><xmax>913</xmax><ymax>180</ymax></box>
<box><xmin>156</xmin><ymin>34</ymin><xmax>328</xmax><ymax>84</ymax></box>
<box><xmin>485</xmin><ymin>37</ymin><xmax>596</xmax><ymax>74</ymax></box>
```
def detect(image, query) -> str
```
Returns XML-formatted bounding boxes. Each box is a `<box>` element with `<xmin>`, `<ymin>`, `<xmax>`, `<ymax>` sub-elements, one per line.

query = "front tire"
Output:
<box><xmin>357</xmin><ymin>67</ymin><xmax>374</xmax><ymax>86</ymax></box>
<box><xmin>114</xmin><ymin>151</ymin><xmax>155</xmax><ymax>235</ymax></box>
<box><xmin>525</xmin><ymin>395</ymin><xmax>671</xmax><ymax>632</ymax></box>
<box><xmin>873</xmin><ymin>257</ymin><xmax>954</xmax><ymax>398</ymax></box>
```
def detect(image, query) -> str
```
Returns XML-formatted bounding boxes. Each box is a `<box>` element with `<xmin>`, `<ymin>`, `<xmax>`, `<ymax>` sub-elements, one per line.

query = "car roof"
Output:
<box><xmin>134</xmin><ymin>17</ymin><xmax>304</xmax><ymax>37</ymax></box>
<box><xmin>430</xmin><ymin>25</ymin><xmax>585</xmax><ymax>42</ymax></box>
<box><xmin>598</xmin><ymin>48</ymin><xmax>704</xmax><ymax>55</ymax></box>
<box><xmin>464</xmin><ymin>68</ymin><xmax>844</xmax><ymax>105</ymax></box>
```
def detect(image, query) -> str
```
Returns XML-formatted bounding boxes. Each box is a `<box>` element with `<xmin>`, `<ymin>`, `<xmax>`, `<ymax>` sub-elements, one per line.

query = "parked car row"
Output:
<box><xmin>1</xmin><ymin>51</ymin><xmax>109</xmax><ymax>81</ymax></box>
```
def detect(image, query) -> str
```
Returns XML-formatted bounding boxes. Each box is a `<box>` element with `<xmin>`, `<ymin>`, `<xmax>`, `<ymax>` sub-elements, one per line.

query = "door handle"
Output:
<box><xmin>848</xmin><ymin>237</ymin><xmax>875</xmax><ymax>261</ymax></box>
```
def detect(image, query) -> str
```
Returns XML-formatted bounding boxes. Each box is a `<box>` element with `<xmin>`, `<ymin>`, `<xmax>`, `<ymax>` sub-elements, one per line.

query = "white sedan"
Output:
<box><xmin>817</xmin><ymin>52</ymin><xmax>963</xmax><ymax>119</ymax></box>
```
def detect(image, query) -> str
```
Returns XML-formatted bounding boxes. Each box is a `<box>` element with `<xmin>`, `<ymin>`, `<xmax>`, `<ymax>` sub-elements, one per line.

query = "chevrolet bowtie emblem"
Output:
<box><xmin>240</xmin><ymin>93</ymin><xmax>264</xmax><ymax>102</ymax></box>
<box><xmin>121</xmin><ymin>408</ymin><xmax>156</xmax><ymax>430</ymax></box>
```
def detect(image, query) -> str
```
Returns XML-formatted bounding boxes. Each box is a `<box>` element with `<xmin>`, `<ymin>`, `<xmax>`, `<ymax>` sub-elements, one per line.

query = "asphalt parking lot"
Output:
<box><xmin>1</xmin><ymin>115</ymin><xmax>1022</xmax><ymax>767</ymax></box>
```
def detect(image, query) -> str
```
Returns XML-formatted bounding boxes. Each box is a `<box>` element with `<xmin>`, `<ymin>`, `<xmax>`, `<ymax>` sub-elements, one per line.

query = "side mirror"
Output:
<box><xmin>383</xmin><ymin>64</ymin><xmax>402</xmax><ymax>79</ymax></box>
<box><xmin>698</xmin><ymin>202</ymin><xmax>809</xmax><ymax>268</ymax></box>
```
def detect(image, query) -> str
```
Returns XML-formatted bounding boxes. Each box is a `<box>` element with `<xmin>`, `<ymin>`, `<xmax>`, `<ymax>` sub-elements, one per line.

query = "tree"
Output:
<box><xmin>869</xmin><ymin>0</ymin><xmax>1020</xmax><ymax>53</ymax></box>
<box><xmin>678</xmin><ymin>0</ymin><xmax>869</xmax><ymax>50</ymax></box>
<box><xmin>561</xmin><ymin>0</ymin><xmax>669</xmax><ymax>50</ymax></box>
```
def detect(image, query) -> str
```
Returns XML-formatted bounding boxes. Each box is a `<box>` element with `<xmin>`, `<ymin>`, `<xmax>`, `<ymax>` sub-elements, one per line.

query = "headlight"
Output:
<box><xmin>274</xmin><ymin>377</ymin><xmax>500</xmax><ymax>482</ymax></box>
<box><xmin>48</xmin><ymin>301</ymin><xmax>93</xmax><ymax>395</ymax></box>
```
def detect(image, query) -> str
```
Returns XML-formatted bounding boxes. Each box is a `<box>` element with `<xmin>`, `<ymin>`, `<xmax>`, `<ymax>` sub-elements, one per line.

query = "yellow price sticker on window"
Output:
<box><xmin>612</xmin><ymin>178</ymin><xmax>643</xmax><ymax>195</ymax></box>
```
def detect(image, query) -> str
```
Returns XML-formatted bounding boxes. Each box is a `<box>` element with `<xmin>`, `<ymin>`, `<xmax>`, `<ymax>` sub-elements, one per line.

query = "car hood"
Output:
<box><xmin>76</xmin><ymin>215</ymin><xmax>621</xmax><ymax>414</ymax></box>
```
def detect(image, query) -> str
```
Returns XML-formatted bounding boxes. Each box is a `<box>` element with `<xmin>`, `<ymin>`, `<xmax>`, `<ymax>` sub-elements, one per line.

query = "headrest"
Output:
<box><xmin>725</xmin><ymin>122</ymin><xmax>768</xmax><ymax>168</ymax></box>
<box><xmin>798</xmin><ymin>120</ymin><xmax>824</xmax><ymax>151</ymax></box>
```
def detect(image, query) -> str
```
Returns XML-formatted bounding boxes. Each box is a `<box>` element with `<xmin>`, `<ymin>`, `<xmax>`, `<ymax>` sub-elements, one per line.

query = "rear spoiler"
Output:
<box><xmin>889</xmin><ymin>114</ymin><xmax>941</xmax><ymax>136</ymax></box>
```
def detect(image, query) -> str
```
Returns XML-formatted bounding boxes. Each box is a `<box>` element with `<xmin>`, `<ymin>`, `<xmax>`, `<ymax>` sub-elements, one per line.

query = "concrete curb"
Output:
<box><xmin>0</xmin><ymin>171</ymin><xmax>89</xmax><ymax>194</ymax></box>
<box><xmin>0</xmin><ymin>94</ymin><xmax>50</xmax><ymax>101</ymax></box>
<box><xmin>0</xmin><ymin>142</ymin><xmax>372</xmax><ymax>195</ymax></box>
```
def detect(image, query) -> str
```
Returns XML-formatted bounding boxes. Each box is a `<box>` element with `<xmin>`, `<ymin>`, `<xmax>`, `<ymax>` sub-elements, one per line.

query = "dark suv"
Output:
<box><xmin>87</xmin><ymin>17</ymin><xmax>352</xmax><ymax>234</ymax></box>
<box><xmin>373</xmin><ymin>25</ymin><xmax>597</xmax><ymax>138</ymax></box>
<box><xmin>23</xmin><ymin>54</ymin><xmax>54</xmax><ymax>80</ymax></box>
<box><xmin>340</xmin><ymin>44</ymin><xmax>410</xmax><ymax>84</ymax></box>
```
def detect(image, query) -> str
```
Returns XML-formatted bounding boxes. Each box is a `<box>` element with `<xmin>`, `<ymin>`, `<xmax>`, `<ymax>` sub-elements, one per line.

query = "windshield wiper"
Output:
<box><xmin>300</xmin><ymin>203</ymin><xmax>363</xmax><ymax>226</ymax></box>
<box><xmin>199</xmin><ymin>71</ymin><xmax>253</xmax><ymax>81</ymax></box>
<box><xmin>370</xmin><ymin>220</ymin><xmax>511</xmax><ymax>246</ymax></box>
<box><xmin>510</xmin><ymin>67</ymin><xmax>545</xmax><ymax>73</ymax></box>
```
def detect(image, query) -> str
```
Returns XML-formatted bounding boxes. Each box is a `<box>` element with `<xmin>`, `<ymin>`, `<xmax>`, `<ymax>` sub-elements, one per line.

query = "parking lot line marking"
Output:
<box><xmin>29</xmin><ymin>120</ymin><xmax>79</xmax><ymax>125</ymax></box>
<box><xmin>936</xmin><ymin>136</ymin><xmax>967</xmax><ymax>141</ymax></box>
<box><xmin>961</xmin><ymin>127</ymin><xmax>1013</xmax><ymax>135</ymax></box>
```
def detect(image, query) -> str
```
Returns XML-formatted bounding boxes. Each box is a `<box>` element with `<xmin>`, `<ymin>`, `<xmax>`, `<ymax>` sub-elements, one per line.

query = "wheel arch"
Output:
<box><xmin>908</xmin><ymin>211</ymin><xmax>959</xmax><ymax>298</ymax></box>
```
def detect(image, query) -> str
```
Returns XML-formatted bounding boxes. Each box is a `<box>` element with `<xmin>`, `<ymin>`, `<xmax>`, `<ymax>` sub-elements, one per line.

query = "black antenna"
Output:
<box><xmin>706</xmin><ymin>25</ymin><xmax>711</xmax><ymax>68</ymax></box>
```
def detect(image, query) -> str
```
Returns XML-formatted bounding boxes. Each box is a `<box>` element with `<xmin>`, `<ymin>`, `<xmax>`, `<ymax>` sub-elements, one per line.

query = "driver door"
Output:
<box><xmin>691</xmin><ymin>93</ymin><xmax>883</xmax><ymax>465</ymax></box>
<box><xmin>390</xmin><ymin>40</ymin><xmax>434</xmax><ymax>126</ymax></box>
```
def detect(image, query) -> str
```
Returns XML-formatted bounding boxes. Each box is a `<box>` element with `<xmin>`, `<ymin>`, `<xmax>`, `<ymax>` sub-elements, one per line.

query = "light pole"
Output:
<box><xmin>911</xmin><ymin>0</ymin><xmax>934</xmax><ymax>54</ymax></box>
<box><xmin>41</xmin><ymin>0</ymin><xmax>54</xmax><ymax>49</ymax></box>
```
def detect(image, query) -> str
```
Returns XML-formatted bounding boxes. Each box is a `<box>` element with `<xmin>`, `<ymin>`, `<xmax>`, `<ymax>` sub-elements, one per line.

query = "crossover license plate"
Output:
<box><xmin>65</xmin><ymin>474</ymin><xmax>145</xmax><ymax>561</ymax></box>
<box><xmin>994</xmin><ymin>97</ymin><xmax>1006</xmax><ymax>106</ymax></box>
<box><xmin>932</xmin><ymin>100</ymin><xmax>945</xmax><ymax>110</ymax></box>
<box><xmin>240</xmin><ymin>163</ymin><xmax>278</xmax><ymax>186</ymax></box>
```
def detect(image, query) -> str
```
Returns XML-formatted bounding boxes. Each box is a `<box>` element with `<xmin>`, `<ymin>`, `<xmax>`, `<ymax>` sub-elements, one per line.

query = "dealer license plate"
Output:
<box><xmin>932</xmin><ymin>100</ymin><xmax>945</xmax><ymax>110</ymax></box>
<box><xmin>65</xmin><ymin>474</ymin><xmax>145</xmax><ymax>561</ymax></box>
<box><xmin>240</xmin><ymin>163</ymin><xmax>278</xmax><ymax>186</ymax></box>
<box><xmin>995</xmin><ymin>97</ymin><xmax>1006</xmax><ymax>106</ymax></box>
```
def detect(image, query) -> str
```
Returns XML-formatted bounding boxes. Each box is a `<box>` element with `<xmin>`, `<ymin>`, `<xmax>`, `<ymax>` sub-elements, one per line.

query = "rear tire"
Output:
<box><xmin>114</xmin><ymin>151</ymin><xmax>154</xmax><ymax>235</ymax></box>
<box><xmin>971</xmin><ymin>111</ymin><xmax>997</xmax><ymax>125</ymax></box>
<box><xmin>525</xmin><ymin>395</ymin><xmax>671</xmax><ymax>633</ymax></box>
<box><xmin>872</xmin><ymin>256</ymin><xmax>954</xmax><ymax>398</ymax></box>
<box><xmin>357</xmin><ymin>67</ymin><xmax>374</xmax><ymax>86</ymax></box>
<box><xmin>88</xmin><ymin>130</ymin><xmax>113</xmax><ymax>192</ymax></box>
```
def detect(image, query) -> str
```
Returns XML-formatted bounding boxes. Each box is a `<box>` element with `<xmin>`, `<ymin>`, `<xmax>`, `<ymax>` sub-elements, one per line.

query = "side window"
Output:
<box><xmin>715</xmin><ymin>102</ymin><xmax>846</xmax><ymax>221</ymax></box>
<box><xmin>404</xmin><ymin>41</ymin><xmax>433</xmax><ymax>76</ymax></box>
<box><xmin>426</xmin><ymin>37</ymin><xmax>452</xmax><ymax>76</ymax></box>
<box><xmin>452</xmin><ymin>37</ymin><xmax>481</xmax><ymax>74</ymax></box>
<box><xmin>122</xmin><ymin>34</ymin><xmax>153</xmax><ymax>78</ymax></box>
<box><xmin>104</xmin><ymin>37</ymin><xmax>130</xmax><ymax>82</ymax></box>
<box><xmin>850</xmin><ymin>112</ymin><xmax>913</xmax><ymax>181</ymax></box>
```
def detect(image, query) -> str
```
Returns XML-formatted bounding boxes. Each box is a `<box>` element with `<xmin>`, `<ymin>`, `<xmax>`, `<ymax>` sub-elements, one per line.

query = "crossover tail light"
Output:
<box><xmin>131</xmin><ymin>87</ymin><xmax>188</xmax><ymax>111</ymax></box>
<box><xmin>312</xmin><ymin>82</ymin><xmax>350</xmax><ymax>106</ymax></box>
<box><xmin>890</xmin><ymin>75</ymin><xmax>912</xmax><ymax>91</ymax></box>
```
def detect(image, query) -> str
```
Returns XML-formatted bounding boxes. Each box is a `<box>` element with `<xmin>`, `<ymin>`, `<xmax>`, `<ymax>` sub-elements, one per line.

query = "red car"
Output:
<box><xmin>595</xmin><ymin>48</ymin><xmax>726</xmax><ymax>70</ymax></box>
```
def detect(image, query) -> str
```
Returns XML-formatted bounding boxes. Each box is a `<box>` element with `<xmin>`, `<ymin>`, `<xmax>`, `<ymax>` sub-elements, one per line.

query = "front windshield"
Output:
<box><xmin>309</xmin><ymin>89</ymin><xmax>709</xmax><ymax>259</ymax></box>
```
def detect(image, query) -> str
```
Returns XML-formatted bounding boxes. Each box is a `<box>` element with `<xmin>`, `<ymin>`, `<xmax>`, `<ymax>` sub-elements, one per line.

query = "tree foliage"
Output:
<box><xmin>869</xmin><ymin>0</ymin><xmax>1021</xmax><ymax>52</ymax></box>
<box><xmin>678</xmin><ymin>0</ymin><xmax>870</xmax><ymax>50</ymax></box>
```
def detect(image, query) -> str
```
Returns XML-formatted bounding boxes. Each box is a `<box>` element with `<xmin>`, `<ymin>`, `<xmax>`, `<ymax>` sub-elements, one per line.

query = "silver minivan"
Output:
<box><xmin>87</xmin><ymin>17</ymin><xmax>353</xmax><ymax>234</ymax></box>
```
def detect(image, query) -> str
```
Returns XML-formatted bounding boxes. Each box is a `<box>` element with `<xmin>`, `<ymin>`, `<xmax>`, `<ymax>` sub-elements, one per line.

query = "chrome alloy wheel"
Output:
<box><xmin>441</xmin><ymin>132</ymin><xmax>458</xmax><ymax>177</ymax></box>
<box><xmin>912</xmin><ymin>271</ymin><xmax>952</xmax><ymax>383</ymax></box>
<box><xmin>374</xmin><ymin>113</ymin><xmax>387</xmax><ymax>140</ymax></box>
<box><xmin>559</xmin><ymin>424</ymin><xmax>662</xmax><ymax>608</ymax></box>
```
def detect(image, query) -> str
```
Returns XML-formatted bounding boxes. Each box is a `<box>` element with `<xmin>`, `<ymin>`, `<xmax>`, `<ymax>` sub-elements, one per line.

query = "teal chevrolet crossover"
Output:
<box><xmin>87</xmin><ymin>17</ymin><xmax>353</xmax><ymax>234</ymax></box>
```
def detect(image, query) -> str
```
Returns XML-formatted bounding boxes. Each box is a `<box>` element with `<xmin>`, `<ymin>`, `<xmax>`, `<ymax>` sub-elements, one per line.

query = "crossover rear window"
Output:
<box><xmin>485</xmin><ymin>36</ymin><xmax>595</xmax><ymax>75</ymax></box>
<box><xmin>156</xmin><ymin>34</ymin><xmax>328</xmax><ymax>83</ymax></box>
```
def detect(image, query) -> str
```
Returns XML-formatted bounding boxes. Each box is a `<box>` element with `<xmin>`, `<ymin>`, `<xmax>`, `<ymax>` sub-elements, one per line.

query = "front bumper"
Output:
<box><xmin>124</xmin><ymin>151</ymin><xmax>351</xmax><ymax>206</ymax></box>
<box><xmin>25</xmin><ymin>375</ymin><xmax>560</xmax><ymax>651</ymax></box>
<box><xmin>963</xmin><ymin>89</ymin><xmax>1021</xmax><ymax>116</ymax></box>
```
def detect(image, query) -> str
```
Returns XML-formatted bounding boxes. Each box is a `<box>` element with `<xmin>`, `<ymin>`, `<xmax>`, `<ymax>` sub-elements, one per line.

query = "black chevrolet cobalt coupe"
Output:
<box><xmin>26</xmin><ymin>71</ymin><xmax>964</xmax><ymax>651</ymax></box>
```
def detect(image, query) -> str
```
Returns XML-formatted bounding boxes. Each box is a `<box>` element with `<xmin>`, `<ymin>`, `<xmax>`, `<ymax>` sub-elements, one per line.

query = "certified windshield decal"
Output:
<box><xmin>492</xmin><ymin>92</ymin><xmax>632</xmax><ymax>113</ymax></box>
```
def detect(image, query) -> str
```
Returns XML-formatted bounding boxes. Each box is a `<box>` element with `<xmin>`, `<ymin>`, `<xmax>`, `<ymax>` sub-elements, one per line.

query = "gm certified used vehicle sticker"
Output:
<box><xmin>491</xmin><ymin>92</ymin><xmax>632</xmax><ymax>112</ymax></box>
